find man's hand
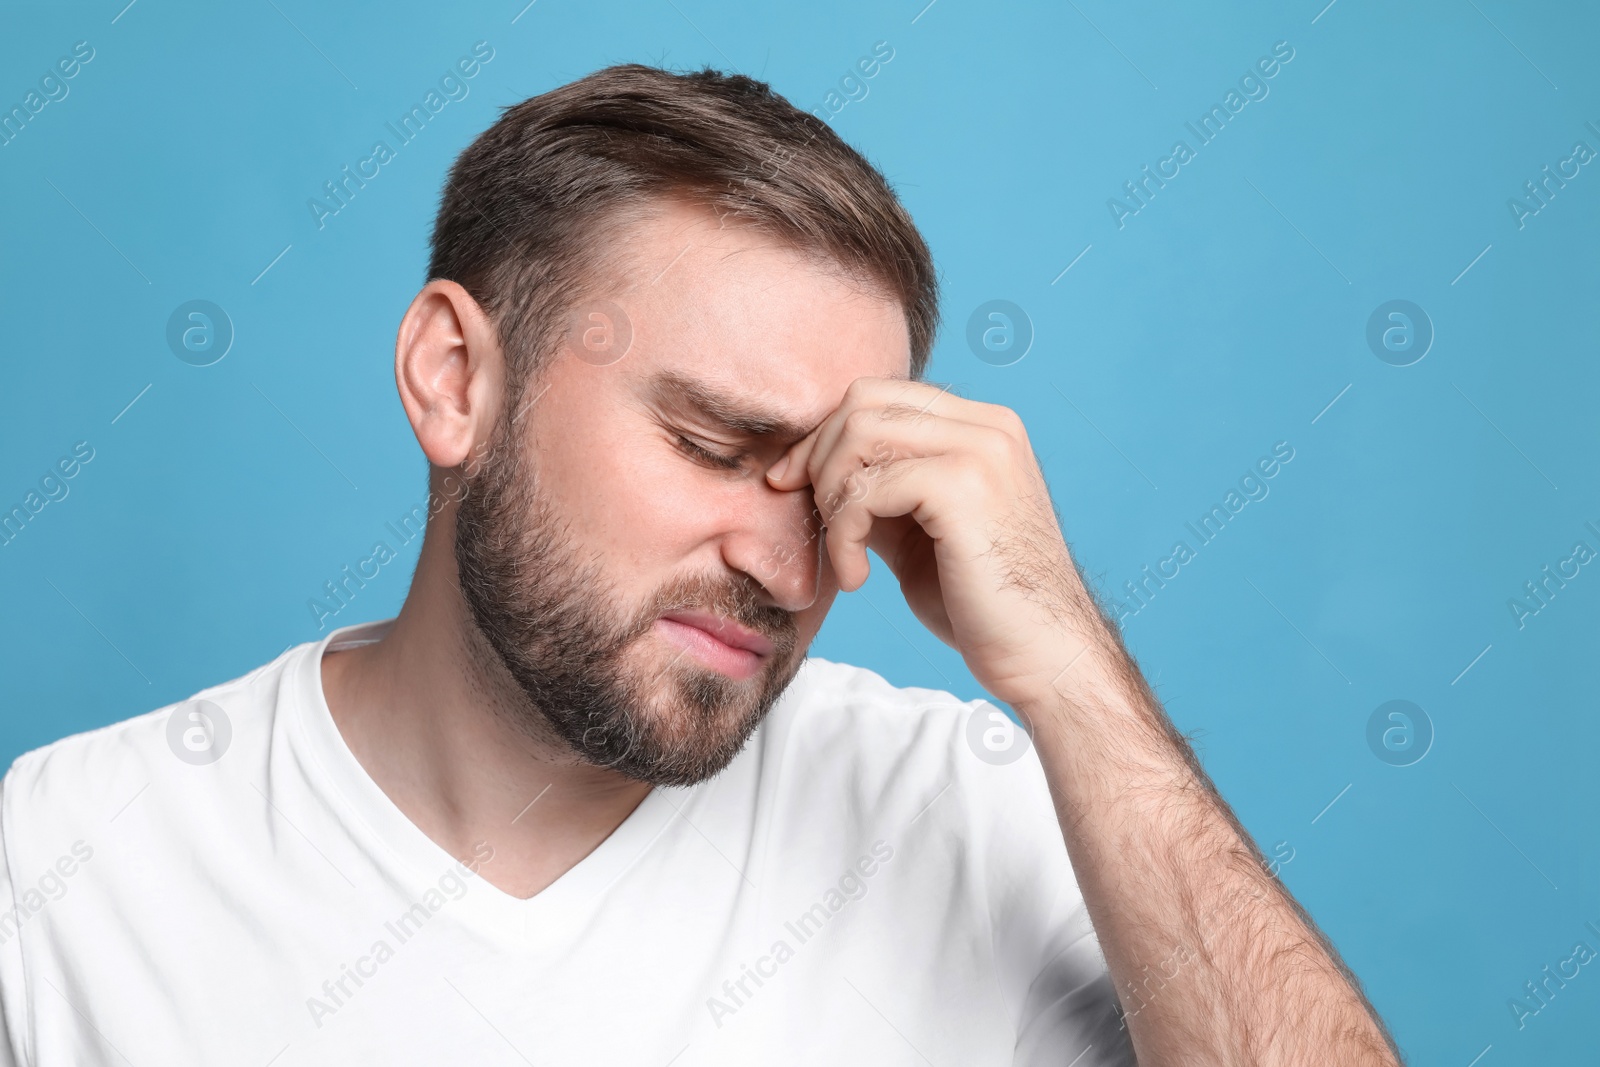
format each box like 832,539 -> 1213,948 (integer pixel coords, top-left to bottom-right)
764,376 -> 1098,711
766,376 -> 1402,1067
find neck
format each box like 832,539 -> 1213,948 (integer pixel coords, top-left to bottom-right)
320,517 -> 653,899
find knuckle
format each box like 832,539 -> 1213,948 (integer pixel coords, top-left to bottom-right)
843,407 -> 876,437
978,426 -> 1014,464
989,403 -> 1026,436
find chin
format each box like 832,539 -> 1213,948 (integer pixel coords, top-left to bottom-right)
582,647 -> 795,786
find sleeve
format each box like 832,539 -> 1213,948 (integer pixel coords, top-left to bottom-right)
958,699 -> 1136,1067
0,768 -> 29,1067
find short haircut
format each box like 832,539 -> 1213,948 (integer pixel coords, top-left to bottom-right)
425,63 -> 940,398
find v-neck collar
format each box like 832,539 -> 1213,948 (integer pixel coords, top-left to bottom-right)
285,617 -> 696,947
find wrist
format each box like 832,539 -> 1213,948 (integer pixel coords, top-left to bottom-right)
997,622 -> 1128,711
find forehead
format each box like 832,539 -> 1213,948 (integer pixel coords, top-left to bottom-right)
603,198 -> 912,425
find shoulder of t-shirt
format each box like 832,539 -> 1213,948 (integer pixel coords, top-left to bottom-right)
0,641 -> 300,823
765,655 -> 1069,843
765,656 -> 1080,906
776,655 -> 980,742
776,660 -> 1114,1052
763,655 -> 1021,799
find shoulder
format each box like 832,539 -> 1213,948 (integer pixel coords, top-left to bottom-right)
774,655 -> 979,740
768,660 -> 1119,1055
0,644 -> 298,844
758,655 -> 1052,827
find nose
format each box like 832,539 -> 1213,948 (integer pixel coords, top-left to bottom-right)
722,478 -> 827,613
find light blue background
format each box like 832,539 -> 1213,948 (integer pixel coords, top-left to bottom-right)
2,0 -> 1596,1061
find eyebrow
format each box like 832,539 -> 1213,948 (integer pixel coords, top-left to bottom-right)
643,370 -> 820,445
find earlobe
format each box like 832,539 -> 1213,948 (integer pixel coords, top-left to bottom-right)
394,280 -> 505,470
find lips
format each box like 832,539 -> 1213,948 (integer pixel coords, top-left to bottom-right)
657,611 -> 776,657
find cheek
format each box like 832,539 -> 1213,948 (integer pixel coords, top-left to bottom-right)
538,430 -> 713,569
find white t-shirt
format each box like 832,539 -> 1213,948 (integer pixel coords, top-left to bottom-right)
0,618 -> 1133,1066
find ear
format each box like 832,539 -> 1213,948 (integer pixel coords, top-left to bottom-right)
394,279 -> 506,470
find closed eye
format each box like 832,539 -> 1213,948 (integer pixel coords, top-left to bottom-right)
675,434 -> 746,471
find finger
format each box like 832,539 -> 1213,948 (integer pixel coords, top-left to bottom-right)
767,377 -> 1005,492
821,454 -> 979,591
810,407 -> 1019,592
803,380 -> 951,487
766,421 -> 824,491
808,408 -> 1011,525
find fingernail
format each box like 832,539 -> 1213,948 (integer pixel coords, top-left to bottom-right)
768,454 -> 790,481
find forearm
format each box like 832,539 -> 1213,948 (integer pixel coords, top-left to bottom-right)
1010,614 -> 1400,1066
764,379 -> 1399,1060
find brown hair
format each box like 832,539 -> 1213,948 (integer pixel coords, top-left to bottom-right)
425,63 -> 940,397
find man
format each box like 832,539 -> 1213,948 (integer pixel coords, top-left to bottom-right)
0,65 -> 1400,1065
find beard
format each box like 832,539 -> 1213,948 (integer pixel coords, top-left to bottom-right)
452,404 -> 806,787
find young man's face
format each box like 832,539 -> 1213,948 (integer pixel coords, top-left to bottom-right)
454,199 -> 912,786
